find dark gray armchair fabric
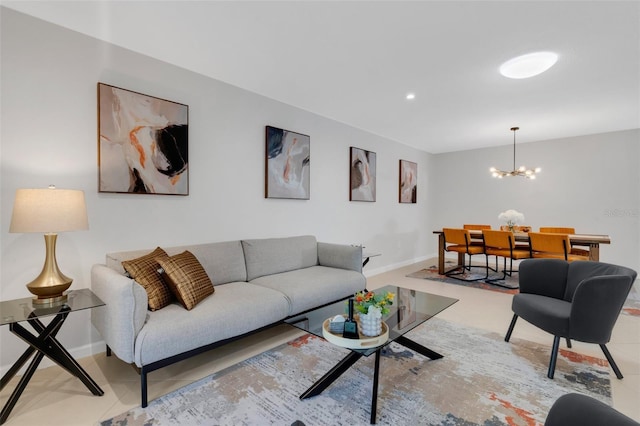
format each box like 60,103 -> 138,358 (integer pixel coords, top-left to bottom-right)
545,393 -> 639,426
505,259 -> 637,379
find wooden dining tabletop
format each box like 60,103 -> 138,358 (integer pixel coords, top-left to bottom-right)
433,230 -> 611,275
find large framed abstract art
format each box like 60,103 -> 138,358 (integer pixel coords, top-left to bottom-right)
265,126 -> 310,199
98,83 -> 189,195
399,159 -> 417,203
350,147 -> 376,202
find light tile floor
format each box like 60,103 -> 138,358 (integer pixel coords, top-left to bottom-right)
2,259 -> 638,425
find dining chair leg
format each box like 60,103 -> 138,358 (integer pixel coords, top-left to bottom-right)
485,256 -> 489,279
505,314 -> 518,342
548,336 -> 561,379
486,256 -> 513,286
505,257 -> 515,277
445,254 -> 485,282
600,344 -> 623,379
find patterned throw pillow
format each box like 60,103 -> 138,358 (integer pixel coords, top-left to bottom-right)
121,247 -> 174,311
156,251 -> 214,310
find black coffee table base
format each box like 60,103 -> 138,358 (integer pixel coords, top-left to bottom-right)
299,335 -> 443,424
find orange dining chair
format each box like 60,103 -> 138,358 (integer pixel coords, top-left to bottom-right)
463,224 -> 491,245
482,230 -> 531,285
443,228 -> 486,280
539,227 -> 590,257
463,224 -> 491,230
499,225 -> 531,249
528,232 -> 590,262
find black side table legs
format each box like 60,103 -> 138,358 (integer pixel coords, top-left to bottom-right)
0,308 -> 103,425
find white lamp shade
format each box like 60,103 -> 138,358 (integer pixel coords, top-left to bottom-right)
9,187 -> 89,233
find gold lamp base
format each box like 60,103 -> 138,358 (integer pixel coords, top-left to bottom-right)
26,233 -> 73,306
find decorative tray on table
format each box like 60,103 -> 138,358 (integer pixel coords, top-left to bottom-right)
322,317 -> 389,349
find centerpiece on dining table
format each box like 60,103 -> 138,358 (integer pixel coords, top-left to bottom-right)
349,290 -> 395,337
498,209 -> 525,232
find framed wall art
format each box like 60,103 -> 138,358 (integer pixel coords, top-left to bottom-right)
399,159 -> 417,203
98,83 -> 189,195
265,125 -> 310,199
350,147 -> 376,202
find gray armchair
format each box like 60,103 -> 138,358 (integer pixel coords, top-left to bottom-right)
545,393 -> 639,426
505,259 -> 637,379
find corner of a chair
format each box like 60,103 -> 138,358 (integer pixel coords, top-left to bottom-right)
545,393 -> 640,426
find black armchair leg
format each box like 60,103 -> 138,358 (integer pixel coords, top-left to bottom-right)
548,336 -> 561,379
505,314 -> 518,342
566,338 -> 572,348
600,344 -> 623,379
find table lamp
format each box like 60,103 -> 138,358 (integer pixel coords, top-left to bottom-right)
9,185 -> 89,305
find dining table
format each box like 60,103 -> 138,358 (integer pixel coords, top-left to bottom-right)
433,230 -> 611,275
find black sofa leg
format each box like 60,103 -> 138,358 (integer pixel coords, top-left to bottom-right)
106,345 -> 111,357
600,344 -> 623,379
548,336 -> 561,379
141,368 -> 148,408
505,314 -> 518,342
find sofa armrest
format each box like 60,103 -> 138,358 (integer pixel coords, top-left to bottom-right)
90,264 -> 148,364
318,243 -> 362,273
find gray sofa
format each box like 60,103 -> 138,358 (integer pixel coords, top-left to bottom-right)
90,235 -> 366,407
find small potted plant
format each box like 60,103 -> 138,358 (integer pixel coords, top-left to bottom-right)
350,290 -> 395,336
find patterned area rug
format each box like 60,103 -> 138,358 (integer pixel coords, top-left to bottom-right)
406,260 -> 520,294
100,318 -> 612,426
407,261 -> 640,316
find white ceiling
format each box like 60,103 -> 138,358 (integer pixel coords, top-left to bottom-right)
3,1 -> 639,153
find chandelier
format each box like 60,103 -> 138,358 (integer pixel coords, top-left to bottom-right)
490,127 -> 541,179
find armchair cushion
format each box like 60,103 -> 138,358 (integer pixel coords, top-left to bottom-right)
512,294 -> 571,336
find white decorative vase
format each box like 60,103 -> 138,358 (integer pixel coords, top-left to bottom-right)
359,306 -> 382,337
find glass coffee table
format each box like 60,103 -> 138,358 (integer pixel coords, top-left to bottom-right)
285,284 -> 458,424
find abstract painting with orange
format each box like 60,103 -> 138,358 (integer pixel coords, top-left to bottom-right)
98,83 -> 188,195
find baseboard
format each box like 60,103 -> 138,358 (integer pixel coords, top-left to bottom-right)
364,253 -> 436,277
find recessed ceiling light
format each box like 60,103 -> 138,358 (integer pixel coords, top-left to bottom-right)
499,51 -> 558,79
406,93 -> 416,100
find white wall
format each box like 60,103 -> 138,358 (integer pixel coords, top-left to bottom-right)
433,129 -> 640,271
0,9 -> 433,371
2,8 -> 639,374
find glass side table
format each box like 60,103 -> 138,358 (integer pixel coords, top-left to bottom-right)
0,288 -> 105,424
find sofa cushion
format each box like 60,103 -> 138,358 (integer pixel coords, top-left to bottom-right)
133,282 -> 290,366
107,241 -> 247,284
179,241 -> 248,285
121,247 -> 173,311
242,235 -> 318,281
157,251 -> 214,310
249,265 -> 366,315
